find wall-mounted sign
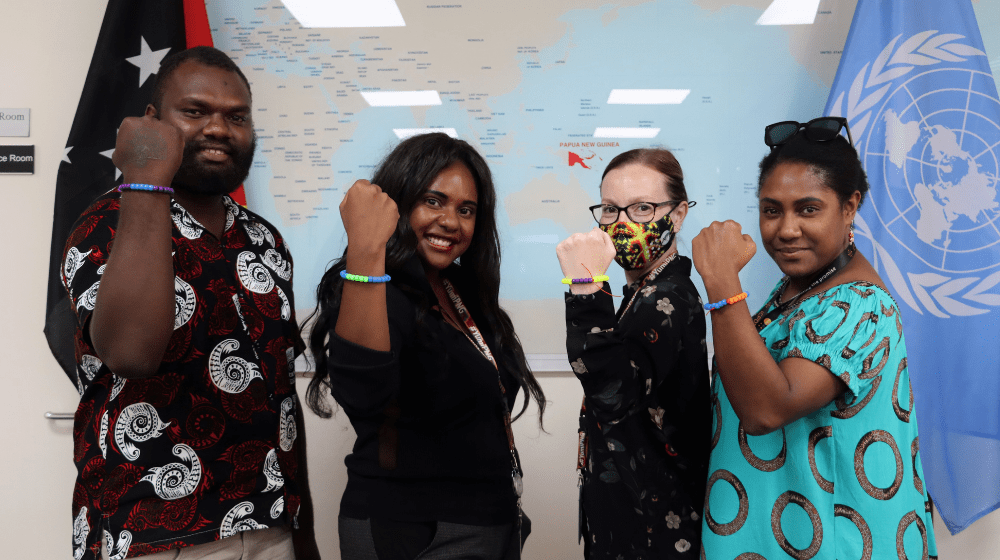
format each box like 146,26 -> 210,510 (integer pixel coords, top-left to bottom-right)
0,145 -> 34,174
0,109 -> 29,137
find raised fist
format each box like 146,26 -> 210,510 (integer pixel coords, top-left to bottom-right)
556,227 -> 617,293
692,220 -> 757,281
340,180 -> 399,252
113,115 -> 184,187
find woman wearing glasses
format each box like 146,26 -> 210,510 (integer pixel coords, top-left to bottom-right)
693,118 -> 936,559
556,148 -> 711,559
306,133 -> 545,559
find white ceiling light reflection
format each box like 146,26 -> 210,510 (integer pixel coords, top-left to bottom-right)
756,0 -> 821,25
593,127 -> 660,139
607,89 -> 690,105
281,0 -> 405,28
361,91 -> 442,107
393,128 -> 458,140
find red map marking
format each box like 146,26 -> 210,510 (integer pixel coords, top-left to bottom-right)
568,151 -> 592,169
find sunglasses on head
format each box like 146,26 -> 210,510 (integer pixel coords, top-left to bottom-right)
764,116 -> 853,148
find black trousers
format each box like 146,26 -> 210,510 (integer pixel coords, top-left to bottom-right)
339,516 -> 526,560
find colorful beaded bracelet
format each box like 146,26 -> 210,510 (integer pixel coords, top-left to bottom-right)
704,291 -> 748,311
118,183 -> 174,195
340,270 -> 391,283
562,274 -> 610,285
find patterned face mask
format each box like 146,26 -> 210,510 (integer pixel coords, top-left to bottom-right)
599,212 -> 676,271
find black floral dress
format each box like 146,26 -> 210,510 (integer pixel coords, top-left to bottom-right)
566,256 -> 710,560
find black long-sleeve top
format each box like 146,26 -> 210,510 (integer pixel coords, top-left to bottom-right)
328,258 -> 520,525
566,256 -> 710,559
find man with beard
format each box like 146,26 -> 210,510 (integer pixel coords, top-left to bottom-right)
60,47 -> 319,560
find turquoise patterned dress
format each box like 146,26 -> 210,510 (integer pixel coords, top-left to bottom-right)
702,281 -> 937,560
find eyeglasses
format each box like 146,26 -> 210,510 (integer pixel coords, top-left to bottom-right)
764,116 -> 853,149
589,200 -> 690,225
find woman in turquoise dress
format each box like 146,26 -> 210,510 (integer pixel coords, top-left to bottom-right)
691,118 -> 936,559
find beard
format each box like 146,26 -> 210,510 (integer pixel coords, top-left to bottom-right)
172,132 -> 257,196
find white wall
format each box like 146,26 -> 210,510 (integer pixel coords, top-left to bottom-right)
0,2 -> 111,559
2,1 -> 999,558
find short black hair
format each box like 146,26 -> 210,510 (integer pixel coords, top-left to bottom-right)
758,132 -> 869,208
150,46 -> 251,112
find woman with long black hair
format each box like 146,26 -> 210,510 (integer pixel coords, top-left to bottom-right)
306,133 -> 544,560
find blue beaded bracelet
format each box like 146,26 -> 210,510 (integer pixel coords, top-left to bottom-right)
704,292 -> 748,311
118,183 -> 174,195
340,270 -> 391,283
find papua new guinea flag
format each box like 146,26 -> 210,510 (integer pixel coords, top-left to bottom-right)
43,0 -> 226,387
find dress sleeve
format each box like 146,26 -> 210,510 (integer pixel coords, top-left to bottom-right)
781,284 -> 899,398
566,279 -> 701,426
326,283 -> 417,417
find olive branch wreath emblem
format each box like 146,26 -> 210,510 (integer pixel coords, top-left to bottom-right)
827,30 -> 1000,318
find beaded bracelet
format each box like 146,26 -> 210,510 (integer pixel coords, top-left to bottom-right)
562,274 -> 610,285
340,270 -> 391,283
118,183 -> 174,195
704,291 -> 748,311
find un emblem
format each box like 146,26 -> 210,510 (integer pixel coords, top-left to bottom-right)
830,31 -> 1000,318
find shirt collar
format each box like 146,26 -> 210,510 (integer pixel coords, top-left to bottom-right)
170,194 -> 248,238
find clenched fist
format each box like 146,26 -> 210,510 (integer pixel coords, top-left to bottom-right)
692,220 -> 756,284
340,180 -> 399,253
113,115 -> 184,187
556,227 -> 617,294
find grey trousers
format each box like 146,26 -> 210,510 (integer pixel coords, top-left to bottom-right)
108,526 -> 294,560
339,517 -> 522,560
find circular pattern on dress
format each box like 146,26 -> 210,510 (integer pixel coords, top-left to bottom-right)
735,554 -> 768,560
834,504 -> 873,560
705,469 -> 749,536
893,357 -> 912,423
910,437 -> 923,494
854,429 -> 904,500
839,309 -> 878,360
859,337 -> 890,379
808,426 -> 835,494
805,301 -> 851,343
832,376 -> 882,420
770,491 -> 823,560
895,511 -> 929,560
738,423 -> 786,472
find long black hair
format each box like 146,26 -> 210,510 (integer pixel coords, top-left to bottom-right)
305,133 -> 546,424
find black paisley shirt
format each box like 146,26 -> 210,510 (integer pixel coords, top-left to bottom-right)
62,192 -> 304,560
566,256 -> 711,560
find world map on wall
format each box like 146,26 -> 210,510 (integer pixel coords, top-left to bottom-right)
206,0 -> 853,355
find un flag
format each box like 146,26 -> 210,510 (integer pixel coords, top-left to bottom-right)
826,0 -> 1000,535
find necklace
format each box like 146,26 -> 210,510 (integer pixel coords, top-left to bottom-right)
618,251 -> 678,320
752,243 -> 856,331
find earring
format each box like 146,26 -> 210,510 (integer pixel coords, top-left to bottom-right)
849,223 -> 855,246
